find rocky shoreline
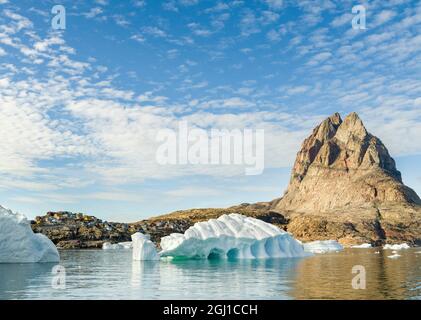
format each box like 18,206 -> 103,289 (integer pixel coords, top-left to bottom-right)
31,211 -> 193,249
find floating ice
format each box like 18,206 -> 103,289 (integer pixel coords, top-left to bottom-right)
387,253 -> 401,259
383,243 -> 410,250
158,214 -> 307,259
303,240 -> 344,254
351,243 -> 372,248
102,241 -> 132,250
0,206 -> 60,263
132,233 -> 160,261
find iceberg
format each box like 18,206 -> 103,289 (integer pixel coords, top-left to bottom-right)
383,243 -> 410,250
351,243 -> 372,248
303,240 -> 344,254
102,241 -> 132,250
158,214 -> 307,259
0,205 -> 60,263
132,233 -> 160,261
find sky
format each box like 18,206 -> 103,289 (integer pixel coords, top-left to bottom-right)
0,0 -> 420,222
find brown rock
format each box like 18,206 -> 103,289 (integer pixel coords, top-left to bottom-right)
274,112 -> 421,245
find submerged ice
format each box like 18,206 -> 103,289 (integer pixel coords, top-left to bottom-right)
132,213 -> 308,260
0,206 -> 60,263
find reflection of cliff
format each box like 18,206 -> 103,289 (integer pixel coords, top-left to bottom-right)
290,249 -> 420,299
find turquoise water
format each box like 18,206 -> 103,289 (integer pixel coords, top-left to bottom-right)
0,249 -> 420,300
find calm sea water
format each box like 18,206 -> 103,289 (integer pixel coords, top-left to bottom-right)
0,248 -> 420,300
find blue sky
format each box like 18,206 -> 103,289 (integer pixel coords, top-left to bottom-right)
0,0 -> 420,222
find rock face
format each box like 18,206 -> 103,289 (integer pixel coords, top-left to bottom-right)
273,112 -> 421,245
275,112 -> 420,212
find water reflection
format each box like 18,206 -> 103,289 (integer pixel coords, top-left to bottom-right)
0,249 -> 419,299
0,263 -> 56,299
155,258 -> 302,299
291,249 -> 420,299
131,260 -> 161,299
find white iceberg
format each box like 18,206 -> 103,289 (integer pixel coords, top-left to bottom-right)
158,214 -> 307,259
0,205 -> 60,263
132,233 -> 160,261
383,243 -> 410,250
303,240 -> 344,254
102,241 -> 133,250
351,243 -> 372,248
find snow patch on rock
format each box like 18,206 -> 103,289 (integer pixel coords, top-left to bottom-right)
0,206 -> 60,263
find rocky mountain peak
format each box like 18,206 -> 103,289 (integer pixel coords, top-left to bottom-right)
276,112 -> 421,213
335,112 -> 368,143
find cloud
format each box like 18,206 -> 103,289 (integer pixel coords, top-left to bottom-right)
112,15 -> 130,27
131,34 -> 146,42
239,10 -> 261,36
283,86 -> 311,95
179,0 -> 198,6
264,0 -> 283,10
187,23 -> 213,37
3,9 -> 33,31
162,1 -> 179,12
164,187 -> 222,197
331,13 -> 353,27
133,1 -> 146,7
266,28 -> 284,42
306,51 -> 332,66
142,26 -> 167,38
1,3 -> 421,204
373,10 -> 397,27
83,7 -> 103,19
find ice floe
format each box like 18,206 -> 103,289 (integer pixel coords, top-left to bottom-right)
387,253 -> 401,259
0,205 -> 60,263
351,243 -> 372,248
302,240 -> 344,254
102,241 -> 133,250
383,243 -> 410,250
132,233 -> 160,261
